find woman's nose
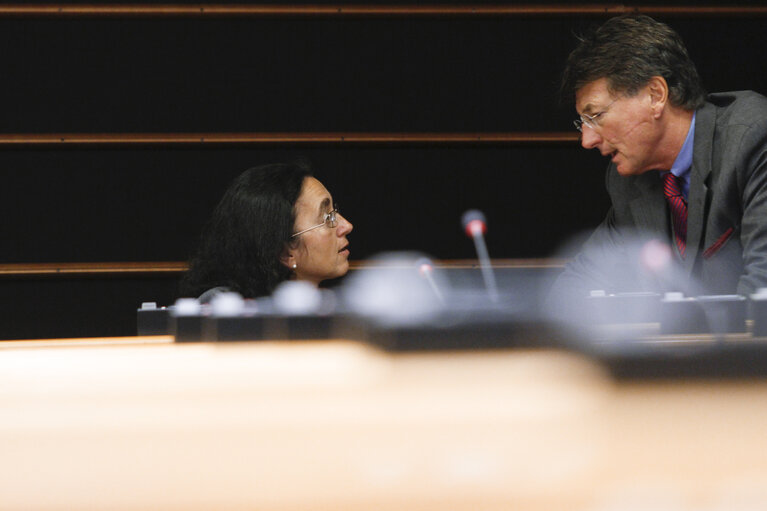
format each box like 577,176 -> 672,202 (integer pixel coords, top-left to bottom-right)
336,213 -> 353,235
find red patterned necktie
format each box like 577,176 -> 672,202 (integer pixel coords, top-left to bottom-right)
662,173 -> 688,257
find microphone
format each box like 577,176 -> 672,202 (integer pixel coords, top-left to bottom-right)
415,257 -> 446,305
461,209 -> 499,303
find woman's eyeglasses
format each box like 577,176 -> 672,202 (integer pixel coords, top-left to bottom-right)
291,207 -> 339,238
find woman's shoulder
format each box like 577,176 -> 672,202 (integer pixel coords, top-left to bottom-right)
197,286 -> 233,304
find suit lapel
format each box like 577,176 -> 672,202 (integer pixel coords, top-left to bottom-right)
684,103 -> 716,275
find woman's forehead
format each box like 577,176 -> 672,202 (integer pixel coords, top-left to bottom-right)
296,177 -> 332,212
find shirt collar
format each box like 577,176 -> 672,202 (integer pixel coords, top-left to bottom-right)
670,111 -> 696,180
663,111 -> 695,200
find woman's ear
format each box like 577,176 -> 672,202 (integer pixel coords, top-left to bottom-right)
279,249 -> 295,269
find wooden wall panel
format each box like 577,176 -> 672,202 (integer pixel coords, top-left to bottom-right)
0,145 -> 608,263
1,4 -> 764,338
1,15 -> 763,135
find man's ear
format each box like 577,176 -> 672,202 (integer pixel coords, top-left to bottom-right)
647,76 -> 669,118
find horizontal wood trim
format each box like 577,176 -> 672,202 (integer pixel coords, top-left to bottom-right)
0,132 -> 579,146
0,259 -> 567,277
0,261 -> 189,277
354,258 -> 569,270
0,336 -> 173,348
0,4 -> 764,17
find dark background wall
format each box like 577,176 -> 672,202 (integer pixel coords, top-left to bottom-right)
1,2 -> 766,339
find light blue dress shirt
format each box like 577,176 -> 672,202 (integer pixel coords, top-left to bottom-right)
665,111 -> 696,200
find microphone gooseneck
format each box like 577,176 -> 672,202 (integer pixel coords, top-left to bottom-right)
461,209 -> 498,303
415,257 -> 446,305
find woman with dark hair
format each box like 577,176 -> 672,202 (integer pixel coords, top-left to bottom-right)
181,162 -> 353,300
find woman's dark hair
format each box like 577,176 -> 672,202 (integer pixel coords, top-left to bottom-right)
181,161 -> 312,298
560,14 -> 706,110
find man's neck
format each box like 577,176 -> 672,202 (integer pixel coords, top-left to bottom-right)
657,106 -> 695,170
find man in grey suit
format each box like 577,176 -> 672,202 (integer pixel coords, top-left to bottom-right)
551,14 -> 767,301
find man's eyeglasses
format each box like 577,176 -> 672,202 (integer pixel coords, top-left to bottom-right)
291,207 -> 339,237
573,99 -> 617,132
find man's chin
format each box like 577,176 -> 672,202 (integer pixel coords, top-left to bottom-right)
614,163 -> 643,176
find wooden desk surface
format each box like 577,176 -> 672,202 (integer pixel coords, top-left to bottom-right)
2,337 -> 767,510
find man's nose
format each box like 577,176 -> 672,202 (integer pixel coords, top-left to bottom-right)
580,125 -> 602,150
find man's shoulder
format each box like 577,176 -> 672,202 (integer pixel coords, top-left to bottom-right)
707,90 -> 767,106
705,90 -> 767,126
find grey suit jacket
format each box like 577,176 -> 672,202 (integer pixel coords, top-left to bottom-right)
551,91 -> 767,298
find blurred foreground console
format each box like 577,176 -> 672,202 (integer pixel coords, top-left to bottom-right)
139,278 -> 767,380
137,249 -> 767,381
